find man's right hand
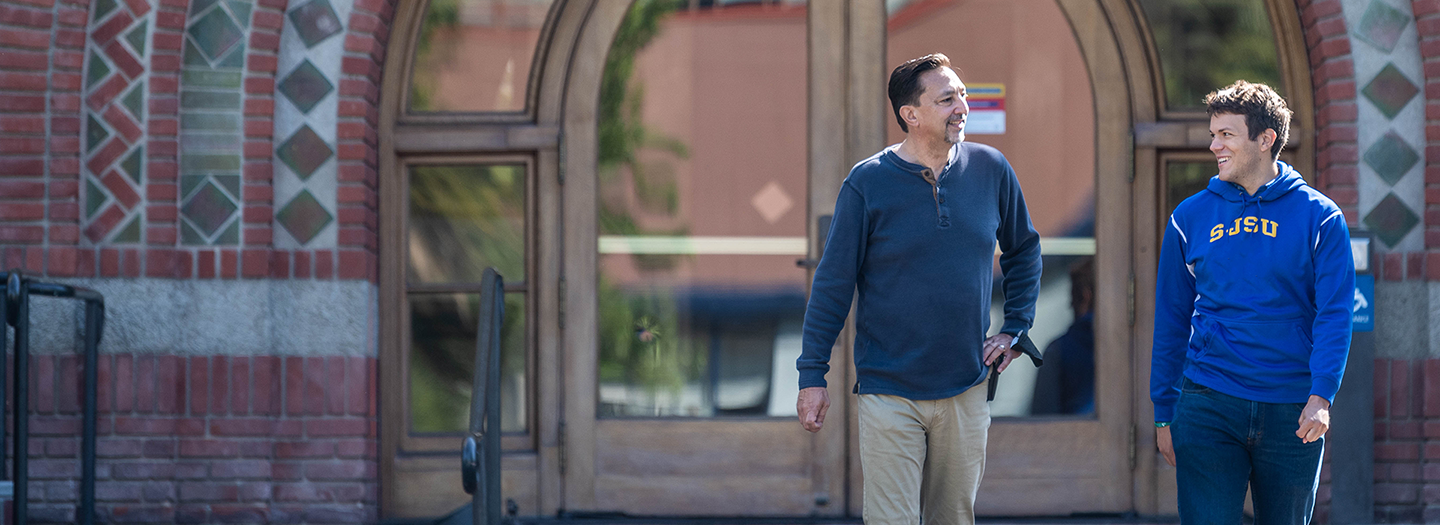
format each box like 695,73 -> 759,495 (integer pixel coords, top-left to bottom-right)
1156,425 -> 1175,467
797,387 -> 830,433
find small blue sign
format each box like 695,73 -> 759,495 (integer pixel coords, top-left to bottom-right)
1352,274 -> 1373,332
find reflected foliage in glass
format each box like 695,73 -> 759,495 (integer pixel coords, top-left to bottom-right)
597,257 -> 806,418
598,0 -> 689,239
408,164 -> 525,283
409,293 -> 527,433
408,0 -> 554,112
1167,161 -> 1216,217
1138,0 -> 1283,110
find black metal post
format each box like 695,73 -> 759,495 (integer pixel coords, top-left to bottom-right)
12,276 -> 28,525
80,300 -> 99,525
464,269 -> 504,525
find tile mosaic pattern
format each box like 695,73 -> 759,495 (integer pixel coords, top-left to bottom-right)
1355,1 -> 1411,53
1361,63 -> 1419,119
1362,131 -> 1419,186
1363,193 -> 1420,247
81,0 -> 156,244
179,0 -> 254,245
272,0 -> 348,248
1348,0 -> 1426,249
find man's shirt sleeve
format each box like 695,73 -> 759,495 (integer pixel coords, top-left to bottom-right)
797,183 -> 868,390
1309,210 -> 1354,403
1151,214 -> 1195,422
996,163 -> 1042,336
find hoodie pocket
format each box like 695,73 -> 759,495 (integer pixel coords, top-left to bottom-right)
1213,319 -> 1310,371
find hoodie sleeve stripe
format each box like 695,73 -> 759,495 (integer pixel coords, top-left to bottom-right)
1170,215 -> 1188,245
1315,210 -> 1343,251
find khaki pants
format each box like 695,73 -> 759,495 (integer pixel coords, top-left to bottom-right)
857,382 -> 990,525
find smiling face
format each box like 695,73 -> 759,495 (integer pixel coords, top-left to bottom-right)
1209,112 -> 1275,187
905,68 -> 969,144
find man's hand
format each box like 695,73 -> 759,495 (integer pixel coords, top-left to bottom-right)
982,334 -> 1023,373
1297,395 -> 1331,443
797,387 -> 830,433
1156,425 -> 1175,467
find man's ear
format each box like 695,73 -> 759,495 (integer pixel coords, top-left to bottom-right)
1260,128 -> 1278,150
900,105 -> 918,128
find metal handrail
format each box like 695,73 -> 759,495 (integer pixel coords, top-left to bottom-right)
460,268 -> 503,525
1,271 -> 105,525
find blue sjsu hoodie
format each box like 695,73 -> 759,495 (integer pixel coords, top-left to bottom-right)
1151,161 -> 1354,422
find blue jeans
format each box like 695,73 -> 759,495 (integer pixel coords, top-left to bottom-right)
1172,377 -> 1324,525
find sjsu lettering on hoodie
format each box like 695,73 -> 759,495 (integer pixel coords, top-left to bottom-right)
1209,217 -> 1278,242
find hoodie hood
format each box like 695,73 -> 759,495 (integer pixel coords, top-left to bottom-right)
1205,160 -> 1307,203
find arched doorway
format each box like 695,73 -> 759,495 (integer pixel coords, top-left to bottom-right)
375,0 -> 1315,518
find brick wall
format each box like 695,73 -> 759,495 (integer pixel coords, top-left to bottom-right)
17,354 -> 379,523
0,0 -> 395,517
1372,358 -> 1440,522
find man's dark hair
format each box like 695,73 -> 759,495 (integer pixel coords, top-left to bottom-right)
1203,80 -> 1292,160
888,53 -> 952,133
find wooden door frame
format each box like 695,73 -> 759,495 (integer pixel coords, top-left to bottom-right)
377,0 -> 590,517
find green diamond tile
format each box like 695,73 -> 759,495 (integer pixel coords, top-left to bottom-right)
217,43 -> 246,68
86,51 -> 111,87
183,40 -> 210,66
227,0 -> 253,27
1363,193 -> 1420,248
278,60 -> 334,114
216,220 -> 239,245
276,125 -> 333,179
120,146 -> 143,183
1363,63 -> 1419,119
113,214 -> 142,243
187,8 -> 243,61
1355,1 -> 1411,53
125,22 -> 149,55
93,0 -> 117,22
182,180 -> 238,235
121,82 -> 144,121
276,189 -> 333,245
188,0 -> 219,17
1363,131 -> 1419,186
181,175 -> 205,199
216,174 -> 240,197
288,0 -> 343,48
85,179 -> 108,219
86,114 -> 110,154
181,220 -> 207,245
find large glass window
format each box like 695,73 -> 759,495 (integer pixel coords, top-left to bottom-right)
596,0 -> 809,418
408,0 -> 555,113
1137,0 -> 1283,111
888,0 -> 1097,417
407,164 -> 529,436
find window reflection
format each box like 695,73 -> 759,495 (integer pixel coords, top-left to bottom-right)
596,0 -> 808,418
409,293 -> 527,433
408,0 -> 554,112
1137,0 -> 1283,110
1166,160 -> 1216,216
408,165 -> 525,283
890,0 -> 1096,417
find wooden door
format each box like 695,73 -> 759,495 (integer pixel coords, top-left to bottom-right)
558,0 -> 849,516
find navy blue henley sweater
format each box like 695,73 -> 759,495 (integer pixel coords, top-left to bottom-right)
797,142 -> 1043,400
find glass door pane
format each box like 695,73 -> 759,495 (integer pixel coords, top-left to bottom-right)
596,0 -> 808,419
408,0 -> 556,112
888,0 -> 1096,417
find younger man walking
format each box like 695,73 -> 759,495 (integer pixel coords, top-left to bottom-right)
1151,80 -> 1354,523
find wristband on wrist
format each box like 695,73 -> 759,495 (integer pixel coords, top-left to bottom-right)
1155,421 -> 1172,428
